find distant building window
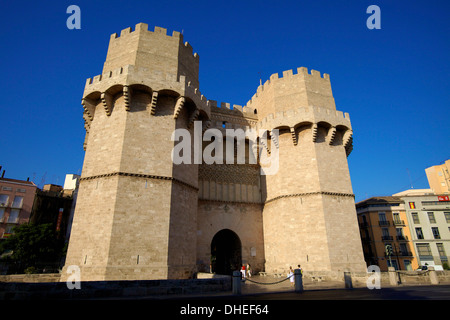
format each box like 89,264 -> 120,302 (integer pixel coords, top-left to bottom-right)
428,212 -> 436,223
11,196 -> 23,209
0,194 -> 8,206
422,201 -> 450,205
7,209 -> 19,223
393,212 -> 401,224
415,227 -> 424,239
411,213 -> 420,224
16,188 -> 26,193
416,243 -> 432,259
0,207 -> 5,222
432,227 -> 440,239
2,187 -> 12,191
436,243 -> 447,262
445,212 -> 450,223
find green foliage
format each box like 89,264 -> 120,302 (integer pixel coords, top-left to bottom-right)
0,223 -> 64,272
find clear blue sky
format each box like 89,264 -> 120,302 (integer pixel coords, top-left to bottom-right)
0,0 -> 448,202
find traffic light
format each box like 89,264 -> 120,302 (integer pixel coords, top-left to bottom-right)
385,244 -> 393,256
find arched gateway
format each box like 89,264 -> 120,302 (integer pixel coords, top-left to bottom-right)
210,229 -> 242,275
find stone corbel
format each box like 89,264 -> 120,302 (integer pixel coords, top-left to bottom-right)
123,85 -> 131,111
290,127 -> 298,146
202,120 -> 211,132
150,91 -> 159,115
188,109 -> 199,128
81,97 -> 96,120
101,92 -> 113,116
270,130 -> 279,149
173,96 -> 185,119
343,129 -> 353,148
327,126 -> 336,145
311,123 -> 318,142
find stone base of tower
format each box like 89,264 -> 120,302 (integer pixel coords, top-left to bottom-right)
262,193 -> 367,275
60,264 -> 197,282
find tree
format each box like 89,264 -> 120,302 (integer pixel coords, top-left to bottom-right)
0,223 -> 64,273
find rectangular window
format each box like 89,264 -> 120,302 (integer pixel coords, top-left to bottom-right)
432,227 -> 441,239
0,194 -> 8,206
416,243 -> 432,259
411,212 -> 420,224
399,243 -> 410,256
7,209 -> 19,223
445,212 -> 450,223
396,228 -> 407,240
428,212 -> 436,223
416,227 -> 424,239
378,212 -> 389,226
393,212 -> 403,224
11,196 -> 23,209
436,243 -> 447,262
404,260 -> 412,271
0,207 -> 5,222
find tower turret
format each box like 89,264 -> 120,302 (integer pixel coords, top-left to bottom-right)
249,67 -> 366,273
62,23 -> 208,280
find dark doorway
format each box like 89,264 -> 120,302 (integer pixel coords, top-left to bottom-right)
211,229 -> 242,275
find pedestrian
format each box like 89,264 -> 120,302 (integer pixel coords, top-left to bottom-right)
241,265 -> 246,279
297,264 -> 303,275
288,266 -> 294,286
246,264 -> 252,278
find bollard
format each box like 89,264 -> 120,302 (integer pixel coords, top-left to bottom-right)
388,267 -> 398,286
428,266 -> 439,285
232,270 -> 241,295
294,269 -> 303,293
344,271 -> 353,289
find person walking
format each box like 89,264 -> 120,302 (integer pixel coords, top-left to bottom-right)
240,265 -> 246,279
246,264 -> 252,278
288,266 -> 295,286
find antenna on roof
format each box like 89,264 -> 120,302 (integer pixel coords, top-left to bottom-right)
406,168 -> 413,189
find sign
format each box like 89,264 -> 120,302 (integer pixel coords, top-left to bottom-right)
438,195 -> 449,202
56,208 -> 63,231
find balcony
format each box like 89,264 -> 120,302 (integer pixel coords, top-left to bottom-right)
386,251 -> 413,257
393,219 -> 405,226
379,220 -> 390,226
381,235 -> 393,241
396,235 -> 409,241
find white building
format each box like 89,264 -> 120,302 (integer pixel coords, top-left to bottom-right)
393,189 -> 450,269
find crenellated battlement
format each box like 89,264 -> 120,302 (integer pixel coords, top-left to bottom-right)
209,101 -> 257,118
244,67 -> 334,113
83,65 -> 206,103
256,105 -> 351,131
103,23 -> 200,88
108,23 -> 199,63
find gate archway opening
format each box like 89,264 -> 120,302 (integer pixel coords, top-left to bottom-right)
210,229 -> 242,275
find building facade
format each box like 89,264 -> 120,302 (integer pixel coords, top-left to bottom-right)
356,197 -> 418,271
0,177 -> 38,240
425,160 -> 450,195
394,189 -> 450,269
61,23 -> 366,281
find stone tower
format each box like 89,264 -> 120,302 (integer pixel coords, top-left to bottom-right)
249,69 -> 366,273
62,23 -> 210,281
62,23 -> 366,282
